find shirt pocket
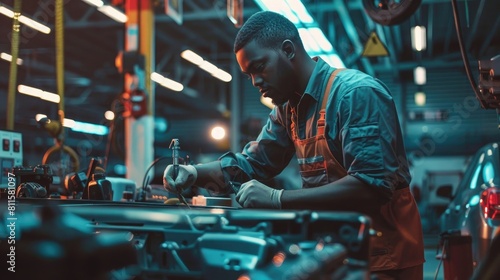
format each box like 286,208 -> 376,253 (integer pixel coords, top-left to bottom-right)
298,156 -> 329,188
299,168 -> 329,188
347,124 -> 383,172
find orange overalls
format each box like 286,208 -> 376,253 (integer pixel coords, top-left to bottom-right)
290,69 -> 425,273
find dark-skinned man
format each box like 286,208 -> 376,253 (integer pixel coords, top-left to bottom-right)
163,11 -> 424,279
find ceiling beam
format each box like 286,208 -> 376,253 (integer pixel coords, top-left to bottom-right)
478,16 -> 500,58
334,0 -> 374,76
465,0 -> 486,51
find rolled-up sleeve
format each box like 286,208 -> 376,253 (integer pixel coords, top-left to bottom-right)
219,108 -> 296,184
336,85 -> 410,202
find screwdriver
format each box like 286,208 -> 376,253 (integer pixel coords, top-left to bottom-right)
169,138 -> 190,208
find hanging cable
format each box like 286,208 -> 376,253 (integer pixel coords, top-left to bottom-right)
42,0 -> 80,176
55,0 -> 65,129
6,0 -> 21,130
451,0 -> 485,108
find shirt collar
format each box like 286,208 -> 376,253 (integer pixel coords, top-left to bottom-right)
303,57 -> 335,103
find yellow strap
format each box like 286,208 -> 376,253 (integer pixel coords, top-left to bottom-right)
56,0 -> 65,136
321,68 -> 345,111
317,68 -> 345,135
6,0 -> 22,130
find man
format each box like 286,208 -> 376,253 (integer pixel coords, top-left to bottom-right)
164,11 -> 424,279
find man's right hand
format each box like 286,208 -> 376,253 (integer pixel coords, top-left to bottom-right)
163,165 -> 198,193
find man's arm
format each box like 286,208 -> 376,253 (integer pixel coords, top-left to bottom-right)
193,161 -> 227,193
280,175 -> 382,214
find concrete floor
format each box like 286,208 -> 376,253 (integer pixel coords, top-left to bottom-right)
424,245 -> 444,280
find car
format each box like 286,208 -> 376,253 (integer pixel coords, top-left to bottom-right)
437,142 -> 500,270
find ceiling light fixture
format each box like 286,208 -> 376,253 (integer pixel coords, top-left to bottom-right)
18,85 -> 60,103
151,72 -> 184,92
181,49 -> 232,82
213,68 -> 232,83
411,26 -> 426,51
253,0 -> 344,68
1,52 -> 23,65
210,126 -> 226,140
199,61 -> 218,74
81,0 -> 104,7
254,0 -> 313,24
82,0 -> 127,23
414,91 -> 426,106
180,49 -> 203,65
320,54 -> 345,68
71,120 -> 108,135
253,0 -> 344,108
104,110 -> 115,120
0,5 -> 51,34
35,114 -> 108,135
414,66 -> 426,85
97,5 -> 128,23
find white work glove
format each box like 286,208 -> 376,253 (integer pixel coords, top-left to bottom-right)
235,179 -> 284,209
163,165 -> 197,193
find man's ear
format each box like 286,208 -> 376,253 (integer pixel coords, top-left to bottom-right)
281,40 -> 295,60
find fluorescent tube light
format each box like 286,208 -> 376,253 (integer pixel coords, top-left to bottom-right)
199,61 -> 218,75
254,0 -> 299,24
299,27 -> 335,54
83,1 -> 127,23
0,5 -> 51,34
71,120 -> 108,135
181,50 -> 203,65
415,92 -> 426,106
254,0 -> 344,69
1,52 -> 23,65
181,50 -> 232,82
82,0 -> 104,7
151,72 -> 184,92
307,27 -> 333,52
19,15 -> 51,34
62,118 -> 76,128
150,72 -> 164,83
284,0 -> 313,24
98,5 -> 128,23
160,77 -> 184,92
18,85 -> 60,103
414,66 -> 426,85
411,26 -> 426,51
0,6 -> 14,17
212,68 -> 232,82
319,54 -> 345,68
35,114 -> 108,135
298,28 -> 320,53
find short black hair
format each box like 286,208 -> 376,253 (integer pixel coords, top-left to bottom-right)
233,11 -> 302,53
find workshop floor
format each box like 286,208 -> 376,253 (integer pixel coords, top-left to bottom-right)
424,235 -> 444,280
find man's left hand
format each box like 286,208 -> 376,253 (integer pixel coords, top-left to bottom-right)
236,179 -> 284,209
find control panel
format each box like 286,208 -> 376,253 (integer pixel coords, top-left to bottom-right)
0,130 -> 23,189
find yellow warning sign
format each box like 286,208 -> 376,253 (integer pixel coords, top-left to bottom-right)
362,31 -> 389,57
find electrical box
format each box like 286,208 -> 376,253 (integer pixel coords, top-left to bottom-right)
0,130 -> 23,190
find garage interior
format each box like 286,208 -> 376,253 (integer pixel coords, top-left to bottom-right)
1,0 -> 500,279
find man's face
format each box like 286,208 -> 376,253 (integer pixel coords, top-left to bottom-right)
236,39 -> 296,106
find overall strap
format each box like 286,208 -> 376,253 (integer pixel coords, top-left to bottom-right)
317,68 -> 345,135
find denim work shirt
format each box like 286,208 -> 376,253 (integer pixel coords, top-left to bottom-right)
219,57 -> 411,202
